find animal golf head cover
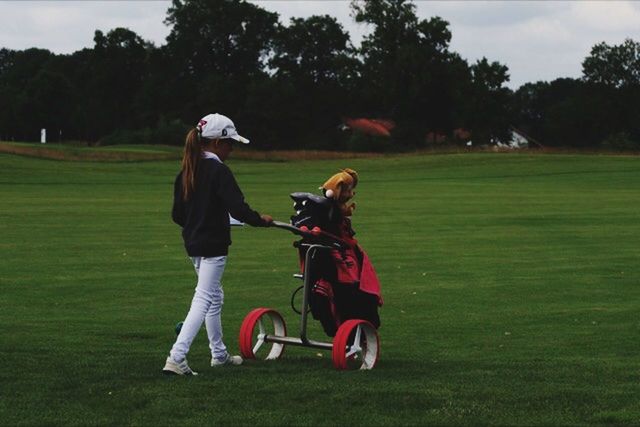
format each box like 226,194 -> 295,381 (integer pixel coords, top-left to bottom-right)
320,168 -> 359,217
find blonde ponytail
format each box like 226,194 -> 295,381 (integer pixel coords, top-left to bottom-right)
181,128 -> 201,201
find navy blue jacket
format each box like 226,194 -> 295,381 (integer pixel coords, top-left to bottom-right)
172,158 -> 265,257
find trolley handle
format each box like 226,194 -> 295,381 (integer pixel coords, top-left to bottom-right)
270,220 -> 345,250
271,220 -> 307,235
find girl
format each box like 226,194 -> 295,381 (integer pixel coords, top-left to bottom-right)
163,113 -> 272,376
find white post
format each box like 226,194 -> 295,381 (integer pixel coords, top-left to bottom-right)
40,128 -> 46,144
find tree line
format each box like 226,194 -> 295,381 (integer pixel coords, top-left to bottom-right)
1,0 -> 639,151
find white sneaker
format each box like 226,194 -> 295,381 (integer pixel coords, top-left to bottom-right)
162,356 -> 198,376
211,353 -> 243,367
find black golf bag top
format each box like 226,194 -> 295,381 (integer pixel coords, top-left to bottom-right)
290,192 -> 381,337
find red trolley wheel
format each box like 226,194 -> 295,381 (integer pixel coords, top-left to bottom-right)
332,319 -> 379,370
239,308 -> 287,360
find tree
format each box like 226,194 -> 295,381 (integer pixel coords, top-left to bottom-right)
0,48 -> 55,141
78,28 -> 154,141
350,0 -> 467,147
512,78 -> 621,148
0,48 -> 15,76
0,49 -> 16,140
165,0 -> 278,78
271,15 -> 357,86
464,58 -> 512,145
581,39 -> 640,147
164,0 -> 279,122
264,15 -> 359,149
351,0 -> 452,110
582,39 -> 640,88
23,69 -> 76,142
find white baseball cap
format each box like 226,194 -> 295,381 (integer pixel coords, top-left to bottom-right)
196,113 -> 250,144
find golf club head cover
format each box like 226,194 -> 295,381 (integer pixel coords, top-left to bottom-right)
320,168 -> 358,217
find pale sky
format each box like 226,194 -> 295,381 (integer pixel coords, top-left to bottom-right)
1,1 -> 639,89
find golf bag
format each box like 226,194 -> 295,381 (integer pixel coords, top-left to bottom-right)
290,192 -> 381,337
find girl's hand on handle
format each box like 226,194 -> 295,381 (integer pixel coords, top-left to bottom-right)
261,214 -> 274,226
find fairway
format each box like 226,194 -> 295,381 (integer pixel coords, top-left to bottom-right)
1,151 -> 639,425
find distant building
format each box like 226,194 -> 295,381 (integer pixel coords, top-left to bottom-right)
453,128 -> 472,142
508,128 -> 529,148
341,118 -> 395,137
426,131 -> 447,144
496,127 -> 542,149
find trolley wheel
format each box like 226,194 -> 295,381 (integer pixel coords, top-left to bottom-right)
332,319 -> 379,370
239,308 -> 287,360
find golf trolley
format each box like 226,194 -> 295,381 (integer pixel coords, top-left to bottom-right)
238,219 -> 380,370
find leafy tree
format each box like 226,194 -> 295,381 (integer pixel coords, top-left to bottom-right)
582,39 -> 640,88
265,15 -> 359,149
165,0 -> 277,78
164,0 -> 278,122
581,39 -> 640,147
0,48 -> 54,141
0,48 -> 15,76
464,58 -> 512,145
271,15 -> 357,85
512,78 -> 624,148
582,39 -> 640,146
351,0 -> 451,109
543,82 -> 607,148
350,0 -> 467,147
23,69 -> 76,142
0,49 -> 16,140
87,28 -> 153,139
8,0 -> 638,152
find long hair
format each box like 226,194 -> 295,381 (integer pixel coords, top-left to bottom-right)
181,128 -> 201,201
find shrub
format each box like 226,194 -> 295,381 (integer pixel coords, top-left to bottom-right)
346,131 -> 394,152
98,129 -> 142,146
98,119 -> 189,146
153,119 -> 190,146
601,132 -> 639,151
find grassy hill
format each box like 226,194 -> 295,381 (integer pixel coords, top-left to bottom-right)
1,151 -> 639,425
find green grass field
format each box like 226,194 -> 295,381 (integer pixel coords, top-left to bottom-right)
1,150 -> 639,426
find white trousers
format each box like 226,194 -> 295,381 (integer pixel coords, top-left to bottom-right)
170,256 -> 228,362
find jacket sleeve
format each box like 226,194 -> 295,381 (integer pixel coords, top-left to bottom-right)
172,173 -> 186,227
216,165 -> 266,227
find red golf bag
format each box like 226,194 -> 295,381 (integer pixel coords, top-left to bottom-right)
290,192 -> 382,337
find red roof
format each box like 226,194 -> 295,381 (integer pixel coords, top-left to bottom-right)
343,118 -> 396,137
